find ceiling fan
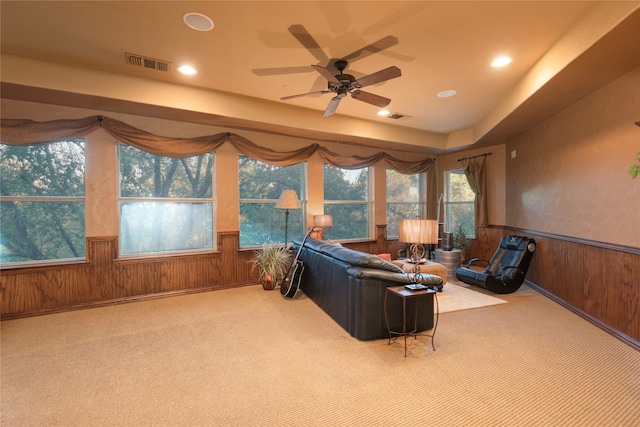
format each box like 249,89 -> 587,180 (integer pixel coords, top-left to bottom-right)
281,60 -> 401,117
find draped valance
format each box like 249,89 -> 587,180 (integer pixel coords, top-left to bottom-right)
0,115 -> 435,174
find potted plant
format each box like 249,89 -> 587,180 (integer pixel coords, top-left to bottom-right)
629,151 -> 640,179
251,243 -> 292,290
453,223 -> 470,264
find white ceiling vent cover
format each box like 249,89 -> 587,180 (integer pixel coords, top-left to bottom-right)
125,52 -> 172,72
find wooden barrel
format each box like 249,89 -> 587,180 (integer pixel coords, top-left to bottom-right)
435,249 -> 462,281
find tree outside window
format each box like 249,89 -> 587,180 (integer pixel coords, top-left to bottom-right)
445,169 -> 475,237
239,156 -> 305,247
119,144 -> 214,255
323,165 -> 370,241
1,141 -> 86,264
386,169 -> 424,238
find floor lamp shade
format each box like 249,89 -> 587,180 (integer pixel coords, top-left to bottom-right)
275,190 -> 302,210
275,190 -> 301,244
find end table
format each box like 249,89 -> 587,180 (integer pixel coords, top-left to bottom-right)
384,285 -> 439,357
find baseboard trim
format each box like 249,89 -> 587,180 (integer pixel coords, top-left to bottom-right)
526,280 -> 640,352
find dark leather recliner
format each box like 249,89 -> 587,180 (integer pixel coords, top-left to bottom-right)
455,235 -> 536,294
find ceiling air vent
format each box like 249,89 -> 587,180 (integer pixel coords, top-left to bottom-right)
389,113 -> 411,120
125,52 -> 172,72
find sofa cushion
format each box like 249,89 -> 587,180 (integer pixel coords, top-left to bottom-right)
293,236 -> 403,273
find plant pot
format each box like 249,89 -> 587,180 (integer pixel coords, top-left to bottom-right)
261,274 -> 276,290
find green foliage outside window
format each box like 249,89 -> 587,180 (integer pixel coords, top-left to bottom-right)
386,169 -> 422,238
239,156 -> 304,247
324,165 -> 369,240
1,141 -> 86,264
445,169 -> 475,237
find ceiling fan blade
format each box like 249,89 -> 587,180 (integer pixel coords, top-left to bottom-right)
351,90 -> 391,108
281,90 -> 331,101
311,64 -> 340,84
355,66 -> 402,88
288,24 -> 329,63
342,36 -> 399,63
323,96 -> 342,117
252,66 -> 315,76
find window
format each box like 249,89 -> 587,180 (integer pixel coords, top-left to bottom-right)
1,140 -> 86,264
444,169 -> 475,237
118,145 -> 214,255
386,169 -> 425,239
323,165 -> 370,241
238,156 -> 305,247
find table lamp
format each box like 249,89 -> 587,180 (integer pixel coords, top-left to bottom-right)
313,214 -> 333,239
398,218 -> 438,281
275,190 -> 301,244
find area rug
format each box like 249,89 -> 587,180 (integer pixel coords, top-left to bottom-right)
437,282 -> 507,313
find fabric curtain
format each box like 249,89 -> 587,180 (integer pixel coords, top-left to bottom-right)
462,156 -> 488,227
0,115 -> 436,174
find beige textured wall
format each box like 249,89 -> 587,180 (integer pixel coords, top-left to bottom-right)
506,67 -> 640,247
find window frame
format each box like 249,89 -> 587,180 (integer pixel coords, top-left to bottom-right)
238,155 -> 307,248
117,143 -> 216,257
0,140 -> 86,266
323,165 -> 372,242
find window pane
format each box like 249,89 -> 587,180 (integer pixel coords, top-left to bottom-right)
238,156 -> 305,247
120,145 -> 213,198
239,156 -> 303,199
1,201 -> 85,263
447,170 -> 474,202
445,169 -> 475,237
323,204 -> 369,240
120,202 -> 213,254
1,141 -> 86,264
118,145 -> 214,255
324,165 -> 368,201
386,169 -> 419,202
240,203 -> 303,246
446,203 -> 475,236
386,169 -> 422,238
0,141 -> 85,197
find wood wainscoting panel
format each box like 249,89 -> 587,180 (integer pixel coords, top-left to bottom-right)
473,226 -> 640,346
1,233 -> 258,319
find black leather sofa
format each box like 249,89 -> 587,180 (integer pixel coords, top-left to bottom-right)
292,236 -> 443,341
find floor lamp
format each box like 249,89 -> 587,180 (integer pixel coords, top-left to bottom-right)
275,190 -> 301,245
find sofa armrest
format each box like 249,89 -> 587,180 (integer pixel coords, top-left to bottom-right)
347,267 -> 443,287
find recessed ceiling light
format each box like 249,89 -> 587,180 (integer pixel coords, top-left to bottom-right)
437,90 -> 457,98
377,109 -> 390,116
177,65 -> 198,76
183,12 -> 214,31
491,56 -> 512,67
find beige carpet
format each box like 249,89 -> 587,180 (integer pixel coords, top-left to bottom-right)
438,282 -> 507,313
2,284 -> 639,426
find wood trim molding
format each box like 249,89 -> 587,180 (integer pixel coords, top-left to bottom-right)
526,280 -> 640,351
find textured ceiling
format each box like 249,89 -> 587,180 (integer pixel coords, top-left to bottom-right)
1,1 -> 639,153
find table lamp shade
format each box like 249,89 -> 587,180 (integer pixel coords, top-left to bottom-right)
275,190 -> 301,210
398,219 -> 438,245
313,214 -> 333,228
